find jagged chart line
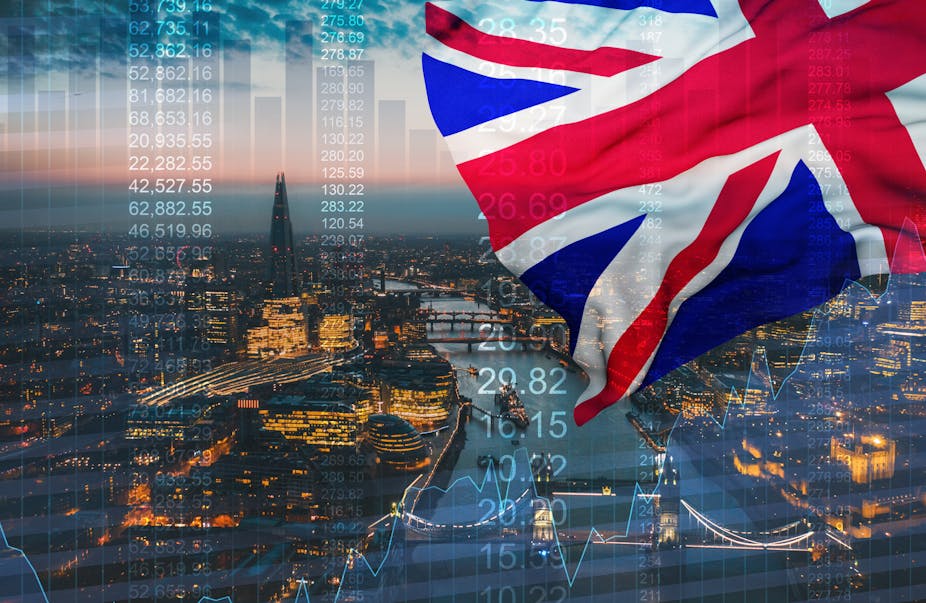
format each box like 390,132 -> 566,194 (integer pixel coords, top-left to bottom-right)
216,241 -> 925,598
0,439 -> 836,602
0,370 -> 837,603
0,520 -> 50,603
309,255 -> 910,597
391,447 -> 656,590
667,255 -> 916,449
4,265 -> 911,602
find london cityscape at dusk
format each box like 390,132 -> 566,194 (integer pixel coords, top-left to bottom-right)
2,0 -> 926,601
0,176 -> 923,600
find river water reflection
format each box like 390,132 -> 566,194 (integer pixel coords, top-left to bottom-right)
385,281 -> 647,487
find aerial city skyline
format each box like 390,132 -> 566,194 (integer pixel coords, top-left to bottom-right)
1,0 -> 925,601
0,171 -> 922,601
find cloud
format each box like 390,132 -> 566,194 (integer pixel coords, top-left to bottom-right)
1,0 -> 431,83
217,0 -> 427,59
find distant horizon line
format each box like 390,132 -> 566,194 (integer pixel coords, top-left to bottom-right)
0,227 -> 483,237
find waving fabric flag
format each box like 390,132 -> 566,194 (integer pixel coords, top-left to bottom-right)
422,0 -> 926,424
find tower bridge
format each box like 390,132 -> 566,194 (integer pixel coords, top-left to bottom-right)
401,488 -> 535,540
394,490 -> 841,553
383,454 -> 850,555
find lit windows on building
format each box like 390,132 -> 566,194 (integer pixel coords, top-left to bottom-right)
204,289 -> 238,347
900,300 -> 926,322
382,383 -> 450,431
399,320 -> 427,344
680,389 -> 715,418
125,397 -> 223,441
318,313 -> 356,353
378,355 -> 453,431
259,397 -> 359,451
246,297 -> 309,358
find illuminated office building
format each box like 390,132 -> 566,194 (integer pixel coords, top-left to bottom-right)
246,297 -> 309,358
900,300 -> 926,322
249,373 -> 374,427
204,288 -> 239,349
318,313 -> 356,353
872,340 -> 907,377
125,396 -> 225,441
259,396 -> 358,451
680,389 -> 715,418
379,356 -> 453,431
399,319 -> 427,344
403,342 -> 437,361
383,382 -> 450,431
181,254 -> 237,358
877,323 -> 926,370
126,404 -> 195,441
269,172 -> 297,297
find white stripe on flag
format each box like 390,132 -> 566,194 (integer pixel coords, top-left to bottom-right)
423,37 -> 604,89
887,73 -> 926,173
567,131 -> 795,409
429,0 -> 724,54
816,0 -> 871,19
564,126 -> 884,409
803,125 -> 889,278
438,0 -> 754,163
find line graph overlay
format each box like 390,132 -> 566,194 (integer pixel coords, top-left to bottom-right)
5,265 -> 926,601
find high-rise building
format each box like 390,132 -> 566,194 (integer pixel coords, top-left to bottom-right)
246,297 -> 309,358
204,288 -> 239,350
269,172 -> 297,297
378,354 -> 453,431
318,313 -> 356,354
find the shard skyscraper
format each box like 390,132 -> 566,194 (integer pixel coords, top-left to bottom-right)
268,172 -> 297,297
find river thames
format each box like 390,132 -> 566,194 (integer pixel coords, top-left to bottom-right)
382,280 -> 653,540
387,281 -> 646,483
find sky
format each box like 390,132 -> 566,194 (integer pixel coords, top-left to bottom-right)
0,0 -> 475,233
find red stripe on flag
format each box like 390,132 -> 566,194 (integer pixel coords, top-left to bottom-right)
425,2 -> 660,78
459,30 -> 804,249
573,152 -> 780,425
890,219 -> 926,274
459,0 -> 926,251
815,94 -> 926,271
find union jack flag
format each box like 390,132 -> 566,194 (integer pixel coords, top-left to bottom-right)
422,0 -> 926,424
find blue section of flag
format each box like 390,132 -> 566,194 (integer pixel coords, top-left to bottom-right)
520,215 -> 646,352
525,0 -> 717,18
641,161 -> 861,386
422,53 -> 579,137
